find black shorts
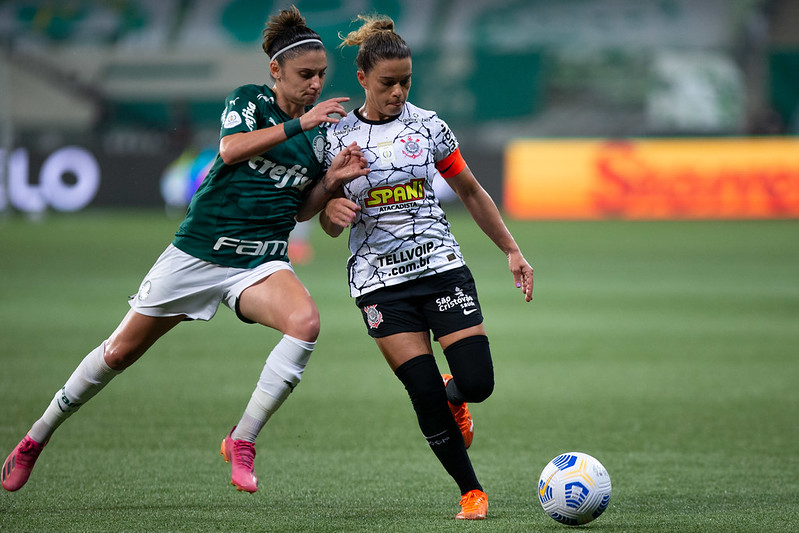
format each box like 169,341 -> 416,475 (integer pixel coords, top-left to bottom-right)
354,265 -> 483,340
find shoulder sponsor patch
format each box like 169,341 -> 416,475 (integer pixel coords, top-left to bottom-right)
223,110 -> 242,129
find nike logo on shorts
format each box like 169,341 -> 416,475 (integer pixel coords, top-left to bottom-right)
463,308 -> 478,315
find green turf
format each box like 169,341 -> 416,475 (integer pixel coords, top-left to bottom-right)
1,210 -> 798,532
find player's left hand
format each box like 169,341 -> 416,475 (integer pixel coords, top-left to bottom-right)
326,142 -> 369,189
508,250 -> 533,302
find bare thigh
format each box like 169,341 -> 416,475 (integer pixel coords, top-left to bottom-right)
375,323 -> 487,371
104,310 -> 186,370
437,324 -> 487,350
375,331 -> 433,371
237,269 -> 320,342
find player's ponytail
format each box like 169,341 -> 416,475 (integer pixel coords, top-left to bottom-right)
339,14 -> 411,73
262,5 -> 323,64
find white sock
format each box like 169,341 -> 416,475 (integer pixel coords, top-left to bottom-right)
231,335 -> 315,442
28,343 -> 121,443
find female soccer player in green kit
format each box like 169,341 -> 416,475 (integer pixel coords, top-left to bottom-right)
321,14 -> 534,521
2,6 -> 368,494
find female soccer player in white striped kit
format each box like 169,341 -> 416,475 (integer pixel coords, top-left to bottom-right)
1,7 -> 368,494
321,14 -> 534,520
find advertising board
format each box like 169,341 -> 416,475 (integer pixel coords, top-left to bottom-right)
504,138 -> 799,219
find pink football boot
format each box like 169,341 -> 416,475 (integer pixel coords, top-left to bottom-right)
220,428 -> 258,493
2,435 -> 46,491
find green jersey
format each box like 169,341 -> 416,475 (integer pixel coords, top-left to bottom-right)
173,84 -> 326,268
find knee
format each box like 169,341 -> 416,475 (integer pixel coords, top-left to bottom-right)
394,354 -> 448,411
454,372 -> 494,403
443,335 -> 494,403
102,339 -> 140,371
287,305 -> 320,343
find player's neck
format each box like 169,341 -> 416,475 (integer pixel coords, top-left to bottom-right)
359,105 -> 396,122
274,90 -> 304,118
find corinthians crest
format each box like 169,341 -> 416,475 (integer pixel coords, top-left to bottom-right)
364,304 -> 383,329
400,135 -> 423,159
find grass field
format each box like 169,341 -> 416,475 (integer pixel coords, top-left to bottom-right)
1,209 -> 798,532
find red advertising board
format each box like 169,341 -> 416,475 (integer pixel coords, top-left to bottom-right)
504,138 -> 799,219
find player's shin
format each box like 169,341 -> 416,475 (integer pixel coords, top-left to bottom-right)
28,343 -> 122,444
231,335 -> 314,442
394,354 -> 482,495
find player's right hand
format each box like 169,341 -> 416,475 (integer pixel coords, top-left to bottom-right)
324,197 -> 361,228
508,250 -> 533,302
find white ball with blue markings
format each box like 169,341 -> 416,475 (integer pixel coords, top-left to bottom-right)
538,452 -> 612,525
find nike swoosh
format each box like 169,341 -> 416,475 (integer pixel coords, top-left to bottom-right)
463,308 -> 478,315
539,471 -> 558,498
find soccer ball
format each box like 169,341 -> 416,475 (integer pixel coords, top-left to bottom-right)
538,452 -> 612,526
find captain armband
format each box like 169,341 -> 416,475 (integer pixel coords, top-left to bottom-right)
435,147 -> 467,178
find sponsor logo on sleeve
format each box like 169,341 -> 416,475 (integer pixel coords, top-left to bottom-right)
242,101 -> 257,131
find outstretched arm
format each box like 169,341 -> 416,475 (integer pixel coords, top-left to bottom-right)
219,97 -> 351,165
446,166 -> 534,302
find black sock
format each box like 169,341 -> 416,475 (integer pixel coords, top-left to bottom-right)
394,354 -> 482,495
443,335 -> 494,405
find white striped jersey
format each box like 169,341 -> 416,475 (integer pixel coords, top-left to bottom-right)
325,102 -> 468,297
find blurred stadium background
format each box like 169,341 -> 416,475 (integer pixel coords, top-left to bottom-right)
2,4 -> 799,530
1,0 -> 797,217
